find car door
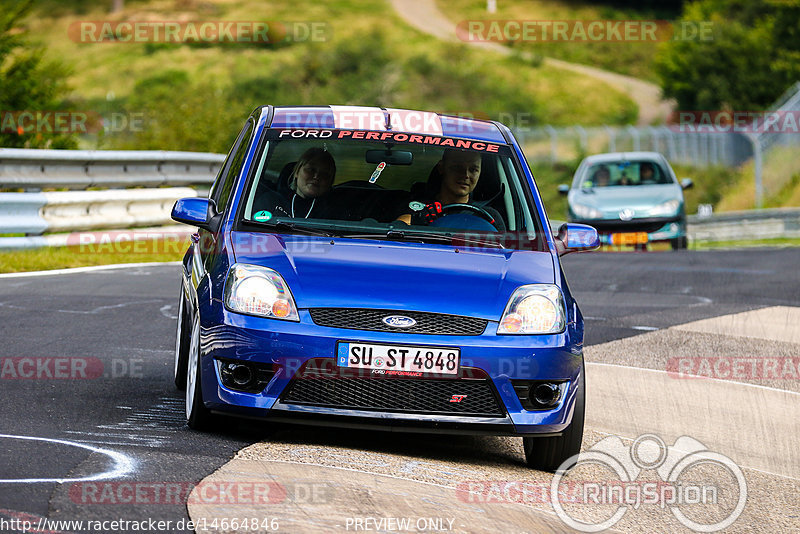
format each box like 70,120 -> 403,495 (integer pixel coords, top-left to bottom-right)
188,118 -> 255,303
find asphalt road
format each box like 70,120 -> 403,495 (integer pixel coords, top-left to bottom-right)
0,248 -> 797,532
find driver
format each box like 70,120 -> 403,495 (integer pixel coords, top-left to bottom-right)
397,148 -> 506,231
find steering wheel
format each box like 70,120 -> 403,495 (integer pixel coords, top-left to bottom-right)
441,203 -> 495,224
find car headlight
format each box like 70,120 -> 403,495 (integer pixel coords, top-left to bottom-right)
498,285 -> 566,335
649,199 -> 680,217
571,202 -> 603,219
224,263 -> 299,321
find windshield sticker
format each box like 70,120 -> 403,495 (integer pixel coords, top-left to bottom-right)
276,129 -> 501,153
369,162 -> 387,184
253,210 -> 272,222
409,201 -> 425,211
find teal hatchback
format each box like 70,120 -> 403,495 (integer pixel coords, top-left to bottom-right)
559,152 -> 693,250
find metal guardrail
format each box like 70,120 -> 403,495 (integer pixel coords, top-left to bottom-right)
550,208 -> 800,245
0,149 -> 224,250
0,148 -> 224,190
688,208 -> 800,242
1,149 -> 797,251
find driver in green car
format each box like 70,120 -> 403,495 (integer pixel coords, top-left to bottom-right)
397,148 -> 506,231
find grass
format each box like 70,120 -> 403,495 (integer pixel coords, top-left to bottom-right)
23,0 -> 637,152
0,238 -> 188,273
716,145 -> 800,211
692,237 -> 800,250
435,0 -> 681,82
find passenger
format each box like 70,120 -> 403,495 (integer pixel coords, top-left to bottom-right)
640,162 -> 656,183
397,149 -> 506,231
591,167 -> 610,187
253,147 -> 336,219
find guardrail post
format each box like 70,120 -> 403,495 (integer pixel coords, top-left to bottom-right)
746,133 -> 764,209
662,127 -> 677,161
545,125 -> 558,164
625,125 -> 640,151
604,126 -> 616,152
574,126 -> 588,153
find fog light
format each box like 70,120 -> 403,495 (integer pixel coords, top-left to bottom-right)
218,360 -> 275,393
531,383 -> 561,408
512,380 -> 567,410
230,364 -> 253,387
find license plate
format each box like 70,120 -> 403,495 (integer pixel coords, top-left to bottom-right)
611,232 -> 648,245
337,342 -> 460,376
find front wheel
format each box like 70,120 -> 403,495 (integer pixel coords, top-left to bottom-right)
173,285 -> 190,390
523,374 -> 585,472
671,236 -> 688,250
185,312 -> 217,430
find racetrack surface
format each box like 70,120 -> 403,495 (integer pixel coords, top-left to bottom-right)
0,248 -> 798,532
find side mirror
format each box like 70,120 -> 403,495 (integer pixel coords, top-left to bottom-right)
555,223 -> 599,256
557,184 -> 570,195
171,197 -> 222,232
680,178 -> 694,190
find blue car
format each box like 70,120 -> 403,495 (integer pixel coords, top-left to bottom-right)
171,106 -> 598,471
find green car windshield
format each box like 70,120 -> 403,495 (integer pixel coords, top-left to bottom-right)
581,161 -> 673,188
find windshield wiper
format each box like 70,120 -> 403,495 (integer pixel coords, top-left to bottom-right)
344,229 -> 506,249
242,219 -> 339,238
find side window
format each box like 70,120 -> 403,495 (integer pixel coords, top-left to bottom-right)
211,119 -> 254,212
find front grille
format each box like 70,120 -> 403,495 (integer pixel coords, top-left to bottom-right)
281,368 -> 504,417
575,217 -> 680,234
309,308 -> 487,336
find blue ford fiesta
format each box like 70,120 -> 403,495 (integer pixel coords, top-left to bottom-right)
171,105 -> 598,471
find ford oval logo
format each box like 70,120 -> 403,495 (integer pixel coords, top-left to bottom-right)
382,315 -> 417,328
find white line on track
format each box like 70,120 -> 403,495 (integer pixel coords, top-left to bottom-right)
587,361 -> 800,397
0,434 -> 135,484
590,429 -> 800,483
0,261 -> 179,279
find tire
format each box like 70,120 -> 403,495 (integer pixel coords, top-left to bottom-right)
185,311 -> 217,431
173,285 -> 190,390
671,236 -> 688,250
523,374 -> 585,472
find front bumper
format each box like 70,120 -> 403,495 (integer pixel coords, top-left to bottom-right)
571,216 -> 685,244
197,307 -> 584,436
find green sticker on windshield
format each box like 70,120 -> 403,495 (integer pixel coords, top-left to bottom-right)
253,210 -> 272,222
409,201 -> 425,211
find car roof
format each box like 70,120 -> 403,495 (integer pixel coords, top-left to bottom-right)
264,105 -> 509,144
581,151 -> 666,165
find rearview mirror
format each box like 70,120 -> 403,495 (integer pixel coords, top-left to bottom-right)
555,223 -> 599,256
171,197 -> 221,232
366,149 -> 413,165
558,184 -> 570,195
680,178 -> 694,190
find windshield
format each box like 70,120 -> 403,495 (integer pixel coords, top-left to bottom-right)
235,128 -> 547,251
581,160 -> 674,188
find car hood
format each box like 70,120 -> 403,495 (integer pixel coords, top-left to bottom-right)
570,184 -> 682,215
230,232 -> 555,320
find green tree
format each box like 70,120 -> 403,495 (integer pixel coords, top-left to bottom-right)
656,0 -> 800,110
0,0 -> 76,148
